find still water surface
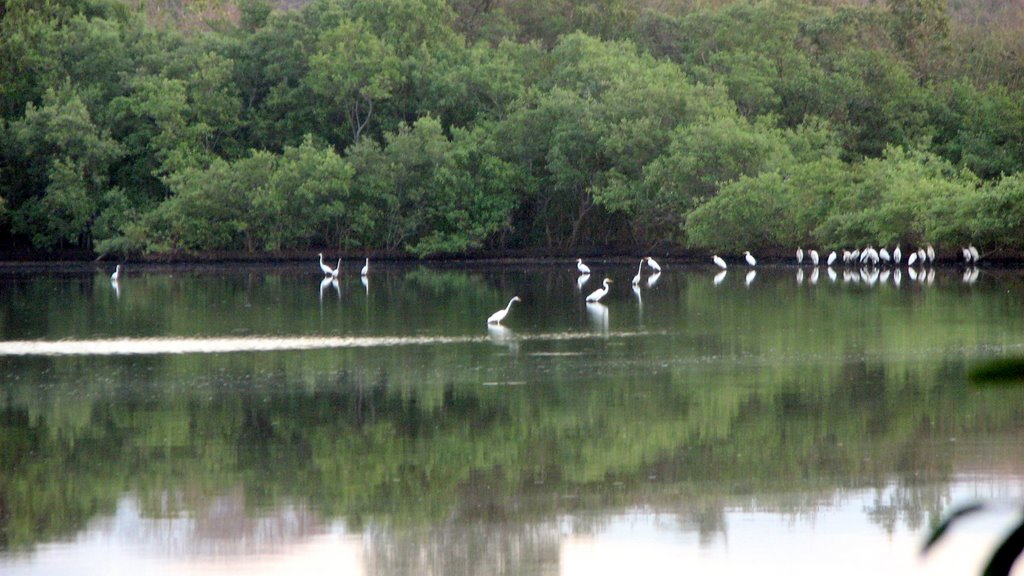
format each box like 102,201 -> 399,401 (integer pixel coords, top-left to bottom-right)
2,261 -> 1024,575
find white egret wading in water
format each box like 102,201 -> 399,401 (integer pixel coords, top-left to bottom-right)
576,258 -> 591,275
318,253 -> 334,276
744,251 -> 757,266
796,247 -> 803,264
586,278 -> 612,303
827,251 -> 837,266
646,257 -> 661,273
487,296 -> 521,325
632,259 -> 645,286
809,249 -> 819,266
893,245 -> 902,265
110,265 -> 122,282
331,258 -> 341,278
713,255 -> 727,269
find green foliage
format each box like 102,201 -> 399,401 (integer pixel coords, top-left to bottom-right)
2,0 -> 1024,256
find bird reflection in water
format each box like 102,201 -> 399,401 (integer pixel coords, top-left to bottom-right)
713,270 -> 727,286
586,302 -> 609,335
577,273 -> 590,291
745,269 -> 757,286
487,324 -> 519,353
319,276 -> 340,302
646,271 -> 660,288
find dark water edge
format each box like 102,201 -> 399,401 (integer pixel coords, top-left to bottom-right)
4,247 -> 1024,268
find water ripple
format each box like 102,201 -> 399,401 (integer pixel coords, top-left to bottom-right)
0,331 -> 655,357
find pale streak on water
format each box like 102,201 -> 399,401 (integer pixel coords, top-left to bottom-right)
0,331 -> 655,356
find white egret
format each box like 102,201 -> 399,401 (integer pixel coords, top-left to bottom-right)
962,247 -> 972,262
842,250 -> 852,264
110,265 -> 122,282
827,251 -> 837,266
713,255 -> 727,269
893,245 -> 902,264
796,247 -> 804,264
851,249 -> 861,263
576,258 -> 591,275
917,248 -> 927,263
331,258 -> 342,278
646,256 -> 662,273
318,253 -> 334,276
632,259 -> 645,286
907,252 -> 918,266
361,258 -> 369,276
879,247 -> 891,263
968,245 -> 980,262
809,249 -> 819,266
487,296 -> 521,325
586,278 -> 613,303
743,251 -> 757,266
926,244 -> 936,262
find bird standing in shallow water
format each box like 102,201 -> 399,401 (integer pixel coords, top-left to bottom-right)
110,265 -> 122,282
318,253 -> 334,276
744,251 -> 757,266
487,296 -> 521,325
713,255 -> 727,269
361,258 -> 369,276
646,257 -> 661,273
586,278 -> 612,303
632,259 -> 645,286
576,258 -> 591,275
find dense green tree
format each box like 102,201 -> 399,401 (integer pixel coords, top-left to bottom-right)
7,83 -> 123,248
306,16 -> 401,146
1,0 -> 1024,256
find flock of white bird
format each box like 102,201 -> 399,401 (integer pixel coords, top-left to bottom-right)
107,244 -> 984,325
712,243 -> 983,270
488,256 -> 663,325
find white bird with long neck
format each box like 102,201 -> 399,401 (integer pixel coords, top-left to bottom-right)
646,256 -> 661,273
809,249 -> 819,266
318,253 -> 334,276
361,258 -> 369,276
713,255 -> 727,269
968,245 -> 980,262
893,245 -> 902,265
827,251 -> 837,266
796,247 -> 804,264
576,258 -> 591,275
110,265 -> 122,282
586,278 -> 612,303
487,296 -> 521,325
744,251 -> 757,266
632,259 -> 645,286
331,258 -> 341,278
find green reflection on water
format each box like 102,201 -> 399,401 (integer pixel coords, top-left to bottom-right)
2,264 -> 1024,554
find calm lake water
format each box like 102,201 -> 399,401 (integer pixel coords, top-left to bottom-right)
2,260 -> 1024,575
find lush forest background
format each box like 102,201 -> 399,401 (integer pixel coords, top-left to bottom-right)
1,0 -> 1023,258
